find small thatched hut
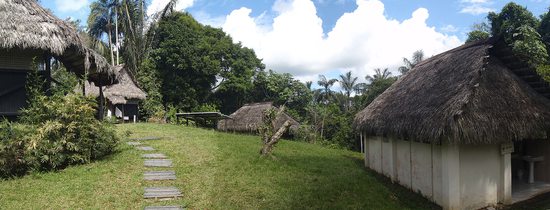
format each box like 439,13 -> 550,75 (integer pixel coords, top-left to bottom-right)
80,65 -> 146,121
0,0 -> 117,118
354,38 -> 550,210
217,102 -> 300,134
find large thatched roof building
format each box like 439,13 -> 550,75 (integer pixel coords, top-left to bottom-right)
80,65 -> 147,121
0,0 -> 117,117
354,39 -> 550,210
217,102 -> 300,134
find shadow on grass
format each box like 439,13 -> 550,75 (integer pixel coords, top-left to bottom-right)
271,152 -> 441,210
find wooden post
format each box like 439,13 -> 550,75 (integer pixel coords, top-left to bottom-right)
98,85 -> 104,121
360,133 -> 364,153
44,54 -> 52,95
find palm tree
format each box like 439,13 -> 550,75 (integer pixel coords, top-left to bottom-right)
366,68 -> 392,83
317,75 -> 337,103
398,50 -> 424,75
339,71 -> 358,99
338,71 -> 358,110
88,0 -> 117,65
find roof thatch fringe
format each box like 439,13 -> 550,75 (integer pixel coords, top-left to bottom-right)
217,102 -> 300,133
103,65 -> 147,104
354,39 -> 550,144
0,0 -> 117,85
77,65 -> 146,104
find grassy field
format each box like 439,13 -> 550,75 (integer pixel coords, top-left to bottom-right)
0,123 -> 440,209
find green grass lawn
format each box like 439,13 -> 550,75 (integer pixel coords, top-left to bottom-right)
0,123 -> 440,209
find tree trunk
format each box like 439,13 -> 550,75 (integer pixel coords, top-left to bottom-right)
108,17 -> 115,66
260,120 -> 292,155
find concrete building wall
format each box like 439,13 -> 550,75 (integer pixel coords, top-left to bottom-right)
381,139 -> 394,178
368,137 -> 382,173
432,144 -> 443,205
395,140 -> 412,188
459,144 -> 501,210
364,137 -> 507,210
411,141 -> 434,199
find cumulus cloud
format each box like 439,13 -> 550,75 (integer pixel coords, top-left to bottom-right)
459,0 -> 495,15
147,0 -> 195,17
55,0 -> 89,12
221,0 -> 462,80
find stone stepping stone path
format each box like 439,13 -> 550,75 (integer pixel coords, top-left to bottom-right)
144,187 -> 183,199
137,146 -> 155,151
144,159 -> 173,167
131,136 -> 183,208
127,142 -> 142,146
144,206 -> 183,210
144,171 -> 177,181
130,136 -> 163,141
142,153 -> 168,159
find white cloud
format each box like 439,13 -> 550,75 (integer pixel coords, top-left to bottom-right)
459,0 -> 495,15
221,0 -> 462,80
147,0 -> 195,17
55,0 -> 89,12
441,24 -> 459,33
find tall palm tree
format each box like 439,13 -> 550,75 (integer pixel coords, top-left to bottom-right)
88,0 -> 117,65
366,68 -> 392,83
317,75 -> 337,103
338,71 -> 358,110
398,50 -> 424,75
339,71 -> 358,99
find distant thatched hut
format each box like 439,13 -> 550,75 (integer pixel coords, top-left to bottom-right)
80,65 -> 146,121
217,102 -> 300,134
0,0 -> 117,118
354,38 -> 550,210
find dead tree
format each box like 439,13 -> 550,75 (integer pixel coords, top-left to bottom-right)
259,106 -> 292,156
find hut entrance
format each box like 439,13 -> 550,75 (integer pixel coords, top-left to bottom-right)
511,140 -> 550,203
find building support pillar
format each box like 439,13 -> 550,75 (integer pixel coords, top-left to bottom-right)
499,143 -> 513,204
441,143 -> 460,210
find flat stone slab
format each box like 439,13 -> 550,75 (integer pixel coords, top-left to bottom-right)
144,159 -> 173,167
127,142 -> 142,146
144,171 -> 177,181
142,153 -> 168,159
137,146 -> 155,151
130,136 -> 162,141
144,206 -> 183,210
144,187 -> 182,199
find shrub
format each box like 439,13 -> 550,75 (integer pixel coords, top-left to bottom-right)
0,121 -> 30,178
22,94 -> 119,170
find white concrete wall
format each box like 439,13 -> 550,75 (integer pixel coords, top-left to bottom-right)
364,137 -> 506,210
368,137 -> 382,173
411,141 -> 433,199
459,144 -> 501,210
395,140 -> 412,188
381,139 -> 394,178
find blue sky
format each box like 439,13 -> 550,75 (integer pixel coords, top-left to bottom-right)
41,0 -> 550,83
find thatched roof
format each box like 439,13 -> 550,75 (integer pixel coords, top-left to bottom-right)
217,102 -> 300,133
103,65 -> 147,104
0,0 -> 117,85
78,65 -> 146,104
354,39 -> 550,144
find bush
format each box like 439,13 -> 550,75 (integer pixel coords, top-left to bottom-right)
0,121 -> 30,178
21,94 -> 119,171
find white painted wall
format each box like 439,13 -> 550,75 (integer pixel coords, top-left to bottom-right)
368,137 -> 382,173
459,144 -> 501,210
382,139 -> 394,178
395,140 -> 412,188
411,141 -> 433,199
364,137 -> 507,210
